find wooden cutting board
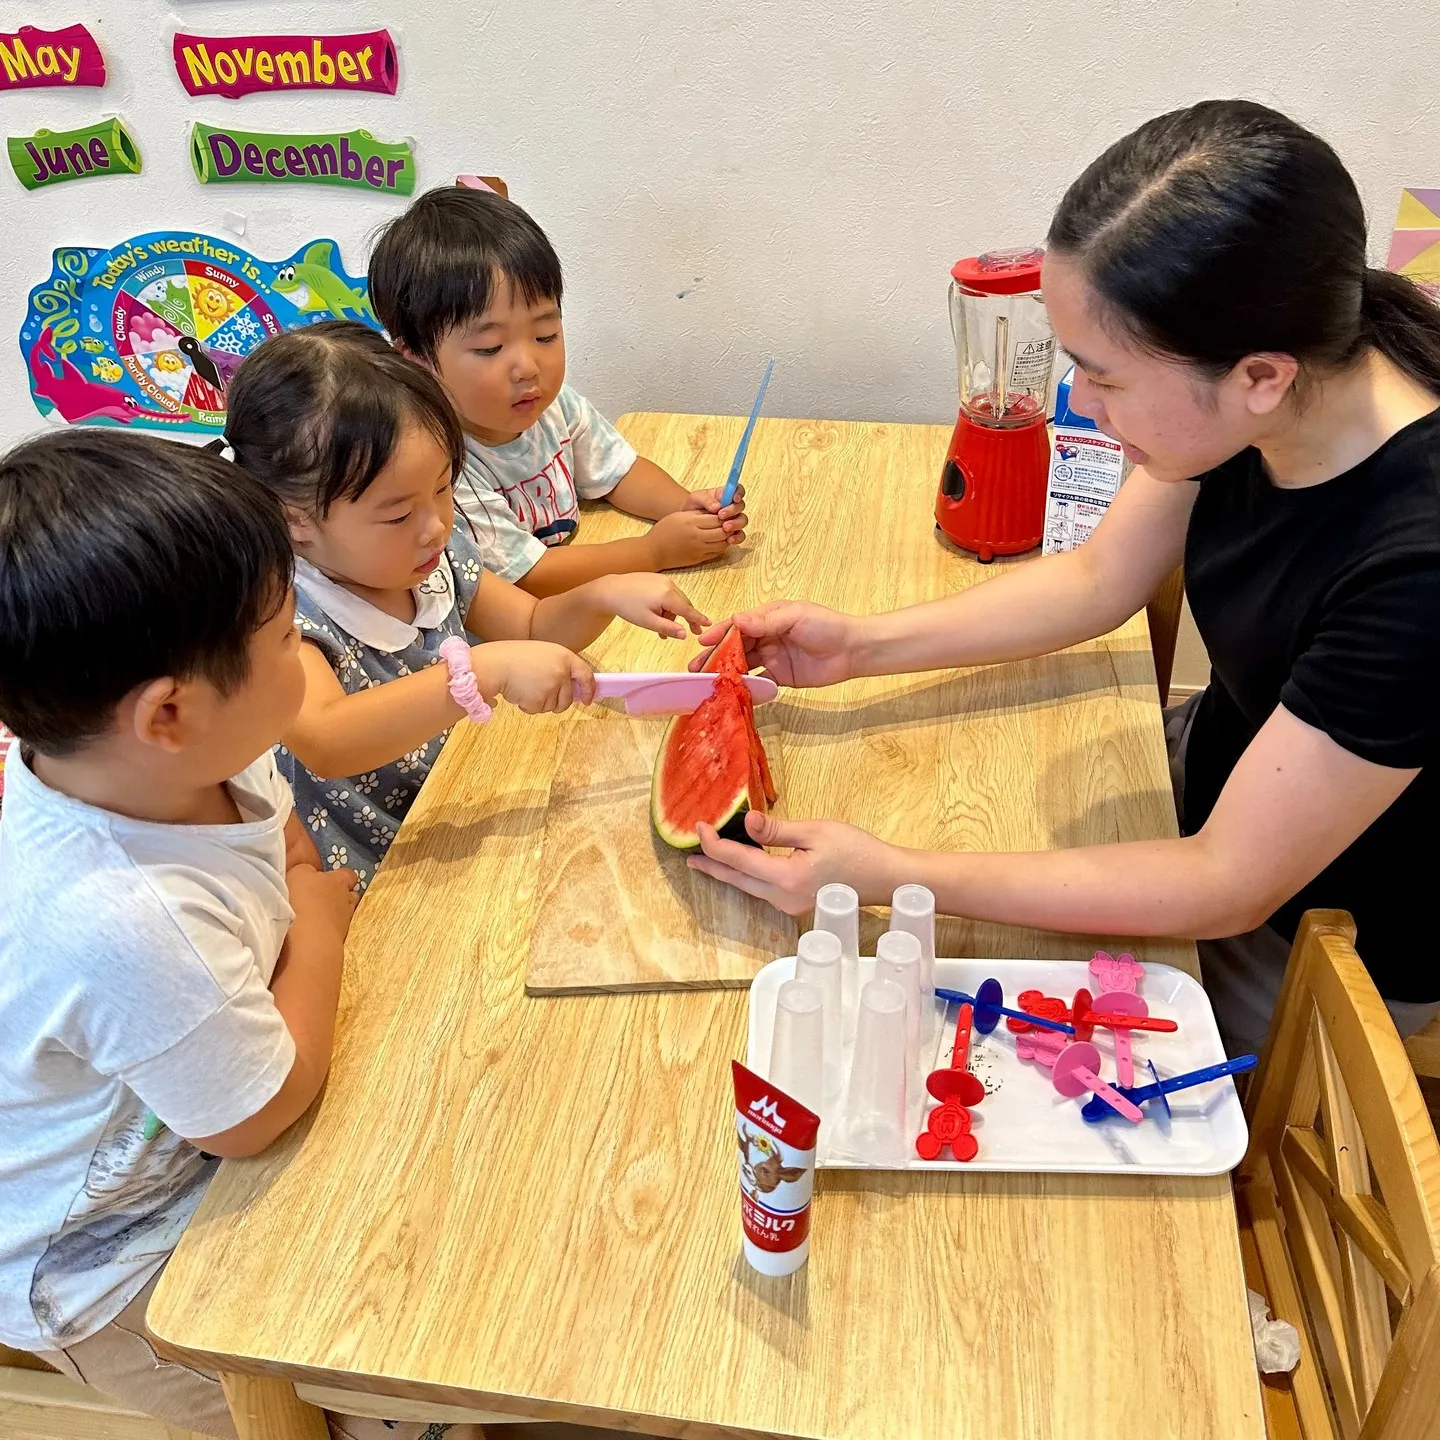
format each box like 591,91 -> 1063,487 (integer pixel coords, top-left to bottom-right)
524,700 -> 796,993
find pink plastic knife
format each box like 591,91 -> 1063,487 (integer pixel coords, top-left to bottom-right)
591,672 -> 778,716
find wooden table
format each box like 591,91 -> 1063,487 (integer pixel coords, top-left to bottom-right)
150,416 -> 1265,1440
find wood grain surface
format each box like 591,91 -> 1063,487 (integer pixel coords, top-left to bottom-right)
525,701 -> 795,992
148,416 -> 1264,1440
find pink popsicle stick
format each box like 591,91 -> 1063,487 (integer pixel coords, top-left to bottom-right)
1093,989 -> 1147,1087
1051,1042 -> 1143,1123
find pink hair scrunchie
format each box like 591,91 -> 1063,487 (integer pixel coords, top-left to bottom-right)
438,637 -> 493,725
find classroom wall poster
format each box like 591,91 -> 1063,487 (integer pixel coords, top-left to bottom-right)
1386,188 -> 1440,300
173,30 -> 399,98
0,24 -> 105,90
21,232 -> 379,434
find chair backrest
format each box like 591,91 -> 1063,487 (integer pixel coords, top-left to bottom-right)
1147,565 -> 1185,706
1238,910 -> 1440,1440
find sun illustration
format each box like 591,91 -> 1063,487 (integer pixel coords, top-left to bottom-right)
152,351 -> 187,374
193,283 -> 232,322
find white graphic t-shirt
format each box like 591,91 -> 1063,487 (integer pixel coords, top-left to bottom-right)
0,751 -> 297,1349
456,383 -> 637,581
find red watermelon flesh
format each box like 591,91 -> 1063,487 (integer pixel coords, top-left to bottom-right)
651,627 -> 775,851
703,626 -> 777,806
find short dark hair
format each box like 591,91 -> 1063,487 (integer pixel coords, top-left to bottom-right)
221,320 -> 465,515
0,429 -> 293,755
368,186 -> 564,363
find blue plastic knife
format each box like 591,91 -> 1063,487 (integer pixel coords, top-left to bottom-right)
720,357 -> 774,507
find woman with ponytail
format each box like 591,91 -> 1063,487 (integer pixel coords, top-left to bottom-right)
691,100 -> 1440,1055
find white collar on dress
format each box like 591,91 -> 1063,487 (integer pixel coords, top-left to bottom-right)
293,555 -> 454,654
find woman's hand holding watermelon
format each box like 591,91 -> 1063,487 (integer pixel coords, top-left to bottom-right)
690,602 -> 860,688
687,811 -> 905,914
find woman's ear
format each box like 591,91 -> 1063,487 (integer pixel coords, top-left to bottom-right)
1234,352 -> 1301,415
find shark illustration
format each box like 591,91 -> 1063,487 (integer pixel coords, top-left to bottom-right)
271,242 -> 376,322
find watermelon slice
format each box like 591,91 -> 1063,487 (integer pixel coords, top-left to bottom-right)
650,627 -> 776,851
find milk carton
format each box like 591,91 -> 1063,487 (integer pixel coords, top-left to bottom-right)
1041,366 -> 1127,554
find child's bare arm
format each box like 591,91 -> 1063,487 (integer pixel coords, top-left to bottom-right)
609,458 -> 748,540
605,455 -> 692,519
285,640 -> 463,778
467,568 -> 708,652
284,638 -> 591,778
517,514 -> 732,595
186,863 -> 357,1158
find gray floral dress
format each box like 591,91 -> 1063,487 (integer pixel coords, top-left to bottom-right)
277,521 -> 486,889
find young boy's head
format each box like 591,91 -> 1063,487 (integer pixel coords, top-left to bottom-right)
369,186 -> 566,444
0,430 -> 302,786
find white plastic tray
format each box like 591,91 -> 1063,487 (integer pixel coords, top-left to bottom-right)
746,957 -> 1249,1176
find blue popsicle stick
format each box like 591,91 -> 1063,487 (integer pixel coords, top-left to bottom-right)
936,985 -> 1076,1036
719,357 -> 774,507
1080,1053 -> 1258,1122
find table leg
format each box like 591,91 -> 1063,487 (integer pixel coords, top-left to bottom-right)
219,1372 -> 329,1440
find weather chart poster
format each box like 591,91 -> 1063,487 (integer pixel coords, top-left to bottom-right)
21,231 -> 379,434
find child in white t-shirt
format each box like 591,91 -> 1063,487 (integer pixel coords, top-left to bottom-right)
0,431 -> 471,1440
369,185 -> 750,593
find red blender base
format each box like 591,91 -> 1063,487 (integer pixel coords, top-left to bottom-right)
935,413 -> 1050,562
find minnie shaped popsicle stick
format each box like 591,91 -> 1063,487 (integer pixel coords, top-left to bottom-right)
1089,950 -> 1144,995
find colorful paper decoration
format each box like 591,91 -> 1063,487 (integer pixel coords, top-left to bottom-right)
173,30 -> 399,99
1386,188 -> 1440,300
9,118 -> 141,190
20,232 -> 379,434
189,123 -> 415,195
0,24 -> 105,90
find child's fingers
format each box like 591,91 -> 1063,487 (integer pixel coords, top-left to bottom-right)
668,595 -> 711,633
569,659 -> 596,704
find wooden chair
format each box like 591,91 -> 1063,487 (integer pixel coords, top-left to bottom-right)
1405,1016 -> 1440,1084
1146,564 -> 1185,707
0,1344 -> 208,1440
1236,910 -> 1440,1440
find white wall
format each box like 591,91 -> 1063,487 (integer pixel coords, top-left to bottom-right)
0,0 -> 1436,451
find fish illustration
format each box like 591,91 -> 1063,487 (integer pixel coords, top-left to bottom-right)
271,242 -> 375,321
90,357 -> 123,383
80,337 -> 105,353
29,328 -> 183,426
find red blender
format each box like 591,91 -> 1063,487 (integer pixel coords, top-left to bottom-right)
936,247 -> 1056,561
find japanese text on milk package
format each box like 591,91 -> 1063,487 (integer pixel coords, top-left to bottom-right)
1042,366 -> 1128,555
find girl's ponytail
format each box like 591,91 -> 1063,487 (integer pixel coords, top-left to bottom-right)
1360,267 -> 1440,394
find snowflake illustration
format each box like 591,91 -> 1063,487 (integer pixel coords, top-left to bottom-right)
208,329 -> 247,356
327,844 -> 348,867
325,788 -> 351,807
307,806 -> 328,831
232,310 -> 262,342
384,787 -> 409,808
396,744 -> 429,774
354,772 -> 379,795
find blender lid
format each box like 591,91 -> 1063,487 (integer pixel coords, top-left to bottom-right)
951,246 -> 1044,295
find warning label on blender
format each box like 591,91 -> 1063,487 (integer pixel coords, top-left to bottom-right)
1008,337 -> 1056,393
1042,430 -> 1126,555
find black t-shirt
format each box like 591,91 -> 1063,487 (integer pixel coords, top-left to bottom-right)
1184,408 -> 1440,1001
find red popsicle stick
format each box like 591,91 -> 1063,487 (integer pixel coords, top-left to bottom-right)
1069,988 -> 1178,1041
926,1003 -> 986,1106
